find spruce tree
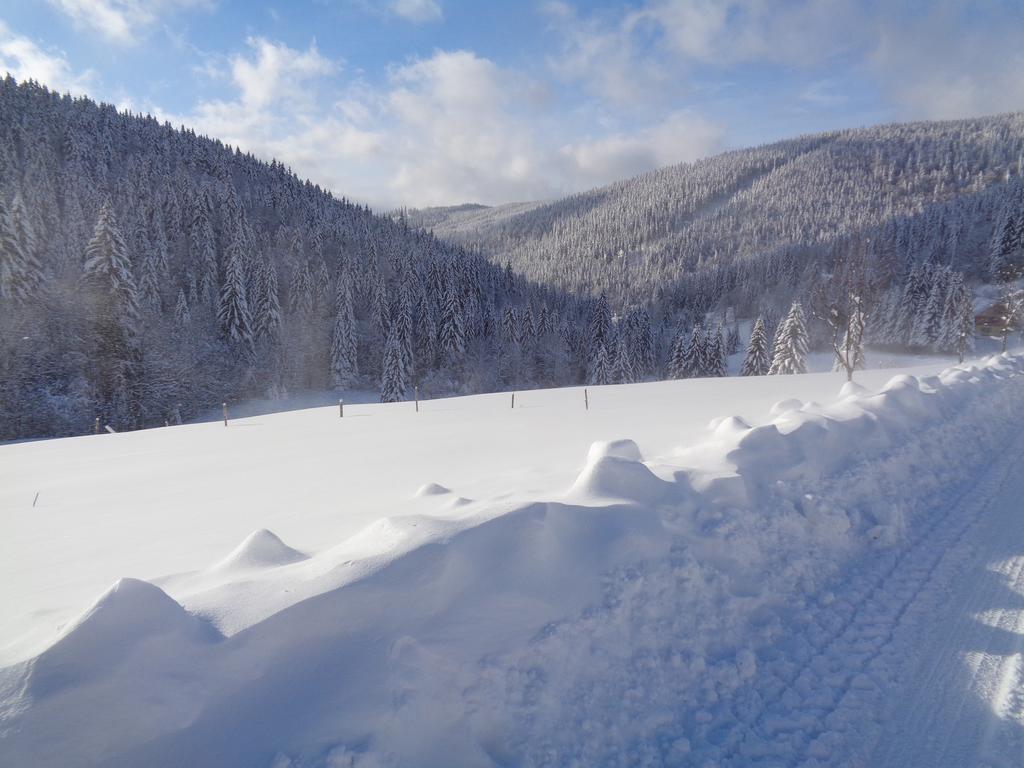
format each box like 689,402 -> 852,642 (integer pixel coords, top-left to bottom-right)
81,201 -> 142,426
704,326 -> 727,377
681,324 -> 705,378
667,326 -> 688,379
768,301 -> 809,375
588,340 -> 612,385
741,316 -> 770,376
253,256 -> 282,340
217,227 -> 254,351
0,192 -> 44,303
329,278 -> 359,388
379,327 -> 406,403
438,280 -> 466,361
173,288 -> 191,328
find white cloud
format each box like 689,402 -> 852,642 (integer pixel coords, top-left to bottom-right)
167,40 -> 726,209
389,0 -> 442,24
561,112 -> 723,188
231,37 -> 336,110
0,20 -> 94,94
867,3 -> 1024,120
547,0 -> 1024,121
46,0 -> 213,45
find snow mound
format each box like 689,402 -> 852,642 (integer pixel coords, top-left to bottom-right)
839,380 -> 867,398
769,398 -> 802,416
571,441 -> 668,503
415,482 -> 451,497
709,415 -> 752,436
25,578 -> 217,698
213,529 -> 307,572
585,438 -> 643,463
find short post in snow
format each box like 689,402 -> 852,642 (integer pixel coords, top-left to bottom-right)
584,388 -> 589,411
94,417 -> 100,435
32,492 -> 39,508
511,392 -> 516,409
415,386 -> 419,412
339,399 -> 344,418
222,402 -> 228,427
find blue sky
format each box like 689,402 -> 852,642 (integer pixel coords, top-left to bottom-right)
1,1 -> 1023,210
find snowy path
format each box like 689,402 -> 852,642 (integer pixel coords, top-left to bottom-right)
695,430 -> 1024,767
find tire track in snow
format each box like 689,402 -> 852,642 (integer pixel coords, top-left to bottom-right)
702,427 -> 1024,767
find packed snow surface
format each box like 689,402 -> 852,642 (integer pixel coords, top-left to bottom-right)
3,355 -> 1024,766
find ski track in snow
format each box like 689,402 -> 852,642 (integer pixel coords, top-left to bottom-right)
700,429 -> 1024,768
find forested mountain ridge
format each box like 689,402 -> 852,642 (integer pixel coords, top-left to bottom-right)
0,77 -> 582,440
2,74 -> 1023,443
404,115 -> 1024,309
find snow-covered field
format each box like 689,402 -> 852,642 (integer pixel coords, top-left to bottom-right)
2,354 -> 1024,766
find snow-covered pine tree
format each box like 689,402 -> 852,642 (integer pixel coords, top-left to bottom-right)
740,316 -> 770,375
81,200 -> 142,426
588,294 -> 612,354
0,191 -> 43,303
252,256 -> 282,340
502,306 -> 518,345
395,278 -> 415,384
329,277 -> 359,389
438,280 -> 465,362
768,301 -> 809,375
681,324 -> 705,378
217,225 -> 254,352
415,293 -> 438,376
704,326 -> 727,377
190,189 -> 218,305
614,332 -> 637,383
173,288 -> 191,328
379,326 -> 406,403
666,326 -> 688,379
989,210 -> 1019,282
588,340 -> 612,385
727,323 -> 741,355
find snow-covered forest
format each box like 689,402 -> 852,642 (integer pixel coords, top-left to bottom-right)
2,75 -> 1024,441
405,114 -> 1024,309
0,78 -> 587,440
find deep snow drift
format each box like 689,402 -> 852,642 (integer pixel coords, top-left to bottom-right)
2,355 -> 1024,766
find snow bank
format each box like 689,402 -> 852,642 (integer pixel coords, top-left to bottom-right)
2,355 -> 1023,767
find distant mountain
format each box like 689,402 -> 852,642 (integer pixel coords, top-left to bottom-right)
406,115 -> 1024,312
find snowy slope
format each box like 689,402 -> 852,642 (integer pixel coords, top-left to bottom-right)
2,355 -> 1024,766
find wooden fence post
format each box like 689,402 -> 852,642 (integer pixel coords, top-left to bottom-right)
222,402 -> 228,427
415,386 -> 419,412
94,417 -> 100,435
339,399 -> 344,418
584,388 -> 589,411
511,392 -> 515,409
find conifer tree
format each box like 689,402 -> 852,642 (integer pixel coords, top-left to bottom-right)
173,288 -> 191,328
217,226 -> 254,352
438,280 -> 465,361
253,257 -> 282,340
681,324 -> 705,378
587,340 -> 612,385
81,201 -> 142,425
741,317 -> 770,376
703,326 -> 727,377
768,301 -> 809,375
190,190 -> 218,304
0,192 -> 44,303
379,326 -> 405,403
329,278 -> 358,388
667,326 -> 688,379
